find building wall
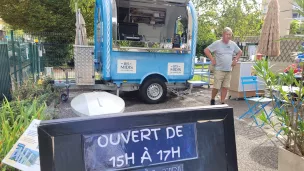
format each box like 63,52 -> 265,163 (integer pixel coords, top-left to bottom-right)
262,0 -> 293,36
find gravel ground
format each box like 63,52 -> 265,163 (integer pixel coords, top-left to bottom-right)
57,87 -> 280,171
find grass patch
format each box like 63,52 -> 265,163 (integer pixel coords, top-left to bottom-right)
194,65 -> 209,69
192,65 -> 211,82
191,75 -> 210,82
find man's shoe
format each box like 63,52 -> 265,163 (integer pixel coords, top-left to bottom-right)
210,99 -> 215,105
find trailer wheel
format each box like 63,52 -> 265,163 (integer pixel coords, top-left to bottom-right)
61,93 -> 69,102
140,78 -> 167,104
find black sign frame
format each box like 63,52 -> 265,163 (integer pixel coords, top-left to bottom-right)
38,106 -> 238,171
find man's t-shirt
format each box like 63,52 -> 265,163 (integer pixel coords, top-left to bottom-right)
207,40 -> 241,71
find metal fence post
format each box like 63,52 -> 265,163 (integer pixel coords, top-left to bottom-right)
28,43 -> 34,78
32,43 -> 36,82
35,43 -> 39,80
11,30 -> 17,82
38,44 -> 41,76
17,41 -> 23,85
40,44 -> 45,73
0,44 -> 12,101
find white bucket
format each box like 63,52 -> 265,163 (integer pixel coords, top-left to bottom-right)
200,56 -> 207,63
45,67 -> 54,78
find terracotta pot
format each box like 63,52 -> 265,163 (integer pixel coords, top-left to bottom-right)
278,146 -> 304,171
256,53 -> 263,60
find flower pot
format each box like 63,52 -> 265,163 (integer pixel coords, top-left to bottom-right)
278,146 -> 304,171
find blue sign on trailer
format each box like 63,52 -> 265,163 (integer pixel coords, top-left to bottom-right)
83,123 -> 197,170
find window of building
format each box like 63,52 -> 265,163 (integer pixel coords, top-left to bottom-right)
293,13 -> 299,19
263,5 -> 268,14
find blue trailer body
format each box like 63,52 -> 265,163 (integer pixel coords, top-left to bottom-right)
94,0 -> 198,86
110,52 -> 192,85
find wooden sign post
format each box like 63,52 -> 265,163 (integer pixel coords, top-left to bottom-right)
38,106 -> 238,171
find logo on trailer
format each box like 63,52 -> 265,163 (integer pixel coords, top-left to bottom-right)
121,62 -> 134,70
171,65 -> 182,72
117,60 -> 137,73
168,63 -> 185,75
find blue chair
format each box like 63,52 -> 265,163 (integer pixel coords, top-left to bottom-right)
239,76 -> 273,126
271,90 -> 286,137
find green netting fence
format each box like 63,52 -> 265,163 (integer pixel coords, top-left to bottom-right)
0,31 -> 46,101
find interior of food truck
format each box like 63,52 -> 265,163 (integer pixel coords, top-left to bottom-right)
113,0 -> 192,52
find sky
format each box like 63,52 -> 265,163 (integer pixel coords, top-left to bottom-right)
255,0 -> 263,5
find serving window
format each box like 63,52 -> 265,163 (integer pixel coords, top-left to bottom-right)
111,0 -> 192,53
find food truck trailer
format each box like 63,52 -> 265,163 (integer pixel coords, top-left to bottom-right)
56,0 -> 198,104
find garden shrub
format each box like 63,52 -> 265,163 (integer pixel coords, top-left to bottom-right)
0,77 -> 60,170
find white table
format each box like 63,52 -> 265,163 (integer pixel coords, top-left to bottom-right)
273,86 -> 299,93
272,86 -> 302,104
71,92 -> 125,117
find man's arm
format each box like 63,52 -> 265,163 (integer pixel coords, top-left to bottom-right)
204,48 -> 216,65
204,41 -> 217,65
234,50 -> 243,62
204,48 -> 214,60
232,43 -> 243,66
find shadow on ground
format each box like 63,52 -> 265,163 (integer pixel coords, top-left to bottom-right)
234,119 -> 267,140
250,146 -> 278,170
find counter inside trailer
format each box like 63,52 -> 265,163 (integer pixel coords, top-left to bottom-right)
112,0 -> 192,53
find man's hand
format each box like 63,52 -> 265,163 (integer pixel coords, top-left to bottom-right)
210,58 -> 216,66
232,60 -> 237,66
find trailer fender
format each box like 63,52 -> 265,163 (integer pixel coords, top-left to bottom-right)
140,73 -> 168,85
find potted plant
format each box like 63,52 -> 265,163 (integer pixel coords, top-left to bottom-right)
253,58 -> 304,171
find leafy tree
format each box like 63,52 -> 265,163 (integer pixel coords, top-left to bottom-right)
290,20 -> 300,35
193,1 -> 218,55
196,12 -> 217,55
0,0 -> 76,66
290,20 -> 304,35
193,0 -> 220,10
194,0 -> 262,40
0,0 -> 75,39
216,0 -> 263,40
194,0 -> 262,55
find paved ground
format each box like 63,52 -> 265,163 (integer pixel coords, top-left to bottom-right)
56,87 -> 280,171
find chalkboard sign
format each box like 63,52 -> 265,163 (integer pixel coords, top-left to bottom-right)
38,106 -> 238,171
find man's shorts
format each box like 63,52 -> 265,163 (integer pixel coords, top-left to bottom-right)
213,70 -> 231,89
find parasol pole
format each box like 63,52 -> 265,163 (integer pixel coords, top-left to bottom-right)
75,2 -> 81,45
78,9 -> 81,45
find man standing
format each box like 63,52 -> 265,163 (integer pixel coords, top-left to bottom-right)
204,27 -> 242,105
